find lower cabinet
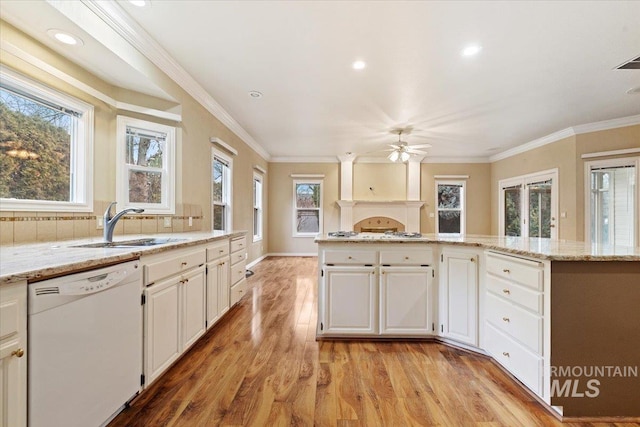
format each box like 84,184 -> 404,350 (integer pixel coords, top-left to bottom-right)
380,266 -> 433,335
144,265 -> 206,386
439,250 -> 479,346
0,281 -> 27,427
206,257 -> 229,329
322,266 -> 377,335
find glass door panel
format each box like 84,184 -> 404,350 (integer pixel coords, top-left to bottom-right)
527,180 -> 552,238
503,185 -> 522,237
590,166 -> 636,246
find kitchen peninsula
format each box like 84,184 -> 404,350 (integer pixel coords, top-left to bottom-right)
315,233 -> 640,419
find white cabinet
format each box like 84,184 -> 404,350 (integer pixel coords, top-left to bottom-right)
380,266 -> 433,335
322,266 -> 377,335
484,251 -> 545,396
0,281 -> 27,427
230,236 -> 248,305
142,248 -> 207,386
440,250 -> 478,346
206,239 -> 230,329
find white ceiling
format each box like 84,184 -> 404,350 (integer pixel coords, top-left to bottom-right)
2,1 -> 640,161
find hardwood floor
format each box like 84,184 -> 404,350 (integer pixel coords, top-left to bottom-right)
109,257 -> 638,427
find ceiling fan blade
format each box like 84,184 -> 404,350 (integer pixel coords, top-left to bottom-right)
388,144 -> 401,149
407,143 -> 432,149
407,149 -> 429,155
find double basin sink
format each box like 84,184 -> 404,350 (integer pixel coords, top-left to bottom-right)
72,237 -> 188,249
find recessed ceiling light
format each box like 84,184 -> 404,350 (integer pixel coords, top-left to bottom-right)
461,44 -> 482,57
248,90 -> 263,99
129,0 -> 147,7
352,60 -> 366,70
47,29 -> 83,46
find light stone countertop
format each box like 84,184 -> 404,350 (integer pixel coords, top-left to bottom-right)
315,233 -> 640,261
0,231 -> 247,286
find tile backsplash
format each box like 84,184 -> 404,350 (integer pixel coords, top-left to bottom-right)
0,201 -> 204,245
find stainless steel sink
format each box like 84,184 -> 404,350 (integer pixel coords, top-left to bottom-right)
71,238 -> 188,248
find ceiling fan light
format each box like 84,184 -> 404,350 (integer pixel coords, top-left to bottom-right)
400,151 -> 411,162
388,151 -> 400,162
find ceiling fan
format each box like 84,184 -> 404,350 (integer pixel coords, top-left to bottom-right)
384,129 -> 432,162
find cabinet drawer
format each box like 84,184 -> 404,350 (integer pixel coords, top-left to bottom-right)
486,274 -> 542,314
207,240 -> 229,261
231,250 -> 245,265
230,237 -> 246,253
486,253 -> 543,291
0,298 -> 19,341
324,250 -> 377,265
486,293 -> 542,354
380,249 -> 433,266
145,249 -> 206,285
485,323 -> 542,396
231,260 -> 246,285
231,278 -> 248,305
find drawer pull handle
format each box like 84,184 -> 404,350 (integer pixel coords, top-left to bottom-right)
181,262 -> 188,266
502,317 -> 510,322
502,269 -> 510,273
502,352 -> 510,357
502,289 -> 510,294
12,348 -> 25,358
404,256 -> 410,260
219,249 -> 224,253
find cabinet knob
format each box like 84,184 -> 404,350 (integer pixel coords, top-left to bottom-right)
502,289 -> 510,294
348,256 -> 352,259
404,256 -> 410,260
502,317 -> 510,322
502,268 -> 510,273
219,249 -> 224,253
470,258 -> 476,263
181,262 -> 188,266
12,348 -> 25,358
502,352 -> 510,357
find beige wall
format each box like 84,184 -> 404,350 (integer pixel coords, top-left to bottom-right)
490,136 -> 578,239
421,163 -> 492,234
0,21 -> 269,263
353,163 -> 406,200
267,163 -> 339,254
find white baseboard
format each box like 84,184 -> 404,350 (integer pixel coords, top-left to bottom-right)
268,252 -> 318,257
246,255 -> 268,269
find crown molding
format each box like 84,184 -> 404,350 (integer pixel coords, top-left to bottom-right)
271,156 -> 339,163
81,0 -> 271,161
422,156 -> 490,164
490,114 -> 640,162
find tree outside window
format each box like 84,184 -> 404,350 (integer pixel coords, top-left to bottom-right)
294,180 -> 322,236
436,181 -> 465,235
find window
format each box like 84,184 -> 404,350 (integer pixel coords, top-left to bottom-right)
116,116 -> 175,214
293,180 -> 322,236
212,149 -> 232,232
499,169 -> 558,239
0,66 -> 94,212
585,157 -> 638,247
253,172 -> 263,241
436,181 -> 465,235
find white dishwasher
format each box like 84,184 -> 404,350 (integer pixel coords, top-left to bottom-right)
28,260 -> 142,427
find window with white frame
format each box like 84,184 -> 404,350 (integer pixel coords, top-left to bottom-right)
116,116 -> 175,214
436,180 -> 465,235
253,172 -> 263,241
212,150 -> 232,232
0,66 -> 94,212
293,179 -> 323,236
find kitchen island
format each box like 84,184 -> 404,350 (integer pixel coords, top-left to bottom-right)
315,233 -> 640,420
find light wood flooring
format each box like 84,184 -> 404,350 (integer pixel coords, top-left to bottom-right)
109,256 -> 638,427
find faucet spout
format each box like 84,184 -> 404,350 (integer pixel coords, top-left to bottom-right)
103,202 -> 145,242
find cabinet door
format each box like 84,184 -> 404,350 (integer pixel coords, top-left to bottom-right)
323,267 -> 377,335
441,252 -> 478,346
207,258 -> 229,328
182,266 -> 207,350
144,278 -> 180,385
0,282 -> 27,427
380,267 -> 433,335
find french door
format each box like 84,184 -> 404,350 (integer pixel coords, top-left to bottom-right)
586,158 -> 638,247
499,170 -> 558,239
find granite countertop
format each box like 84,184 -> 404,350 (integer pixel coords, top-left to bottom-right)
0,231 -> 247,286
315,233 -> 640,261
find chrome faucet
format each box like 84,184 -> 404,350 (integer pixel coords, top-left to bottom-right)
103,202 -> 144,242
